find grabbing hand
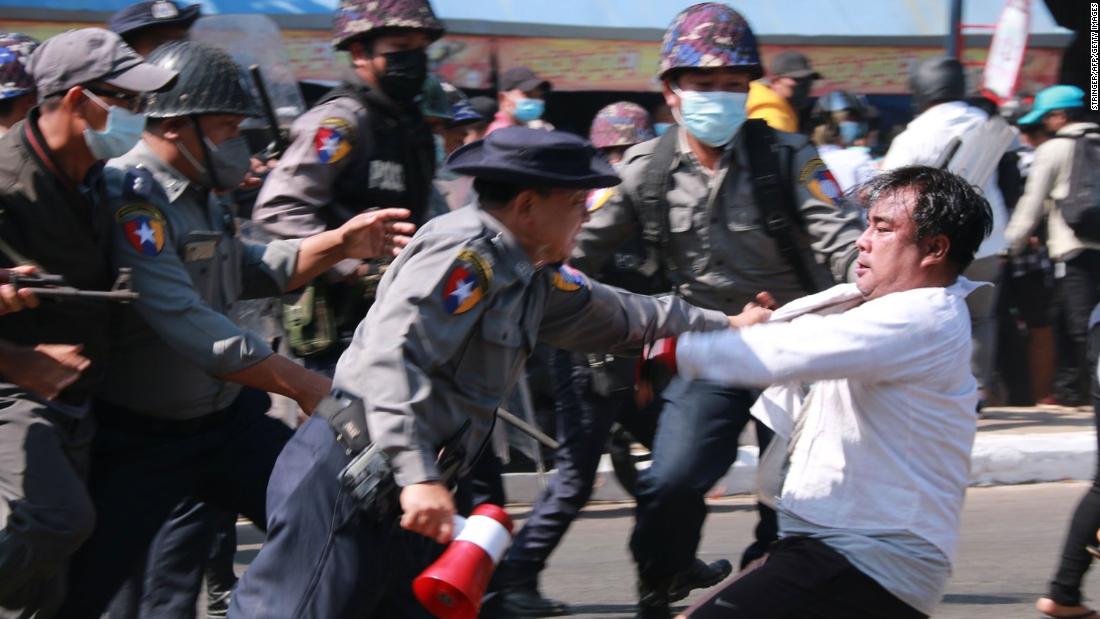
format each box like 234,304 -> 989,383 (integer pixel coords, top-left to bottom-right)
2,344 -> 90,400
0,265 -> 42,315
400,481 -> 456,545
728,292 -> 777,328
339,208 -> 417,260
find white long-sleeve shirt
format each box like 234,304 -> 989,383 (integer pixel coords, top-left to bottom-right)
677,280 -> 981,563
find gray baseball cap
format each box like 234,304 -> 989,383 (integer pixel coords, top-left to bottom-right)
27,28 -> 177,100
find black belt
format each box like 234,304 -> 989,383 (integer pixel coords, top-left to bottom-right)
93,398 -> 235,437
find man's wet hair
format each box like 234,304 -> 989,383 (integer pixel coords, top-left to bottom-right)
851,165 -> 992,272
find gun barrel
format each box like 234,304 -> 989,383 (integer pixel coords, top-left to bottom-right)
21,287 -> 139,303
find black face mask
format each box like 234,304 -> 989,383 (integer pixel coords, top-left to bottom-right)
377,48 -> 428,103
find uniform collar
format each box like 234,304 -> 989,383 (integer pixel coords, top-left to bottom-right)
673,126 -> 744,174
475,206 -> 536,285
116,140 -> 197,203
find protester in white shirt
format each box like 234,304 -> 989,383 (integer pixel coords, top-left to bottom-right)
668,165 -> 993,619
881,57 -> 1008,409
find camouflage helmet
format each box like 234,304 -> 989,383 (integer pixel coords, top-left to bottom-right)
143,41 -> 260,118
589,102 -> 655,149
332,0 -> 445,51
0,33 -> 39,101
659,3 -> 763,80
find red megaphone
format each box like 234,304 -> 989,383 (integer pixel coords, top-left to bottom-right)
413,503 -> 514,619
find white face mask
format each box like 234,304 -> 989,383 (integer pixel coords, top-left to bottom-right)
82,90 -> 146,161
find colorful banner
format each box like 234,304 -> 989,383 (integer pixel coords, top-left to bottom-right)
0,17 -> 1063,96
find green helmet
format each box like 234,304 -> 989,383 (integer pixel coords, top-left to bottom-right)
420,73 -> 452,120
143,41 -> 260,118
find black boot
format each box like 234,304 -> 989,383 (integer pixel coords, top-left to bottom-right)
667,558 -> 732,603
496,586 -> 571,617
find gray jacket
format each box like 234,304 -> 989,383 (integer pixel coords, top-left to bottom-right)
573,127 -> 863,312
332,205 -> 730,486
98,142 -> 301,419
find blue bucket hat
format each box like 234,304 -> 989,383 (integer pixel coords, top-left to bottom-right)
445,127 -> 621,190
1018,85 -> 1085,125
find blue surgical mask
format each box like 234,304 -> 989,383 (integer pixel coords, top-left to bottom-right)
513,97 -> 545,123
838,120 -> 867,146
673,89 -> 747,147
82,90 -> 146,161
654,122 -> 673,136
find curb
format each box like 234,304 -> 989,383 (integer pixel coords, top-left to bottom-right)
501,431 -> 1098,505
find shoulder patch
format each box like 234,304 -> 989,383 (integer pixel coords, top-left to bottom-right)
442,247 -> 493,315
552,264 -> 588,292
798,157 -> 843,206
314,117 -> 354,165
116,203 -> 166,257
123,166 -> 156,201
586,187 -> 616,213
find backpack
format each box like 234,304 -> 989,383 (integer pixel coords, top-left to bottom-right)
1056,129 -> 1100,244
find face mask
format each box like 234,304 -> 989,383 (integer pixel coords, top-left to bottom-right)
82,90 -> 146,161
377,48 -> 428,103
673,89 -> 747,147
513,97 -> 545,123
838,120 -> 867,146
177,120 -> 252,191
654,122 -> 673,136
789,80 -> 813,110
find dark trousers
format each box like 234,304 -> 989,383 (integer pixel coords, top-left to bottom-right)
1048,319 -> 1100,606
499,351 -> 635,587
1054,250 -> 1100,404
454,449 -> 506,516
0,395 -> 95,619
58,388 -> 290,618
630,376 -> 776,588
683,536 -> 926,619
107,500 -> 238,619
229,415 -> 439,619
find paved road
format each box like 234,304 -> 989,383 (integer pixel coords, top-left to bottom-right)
234,481 -> 1100,618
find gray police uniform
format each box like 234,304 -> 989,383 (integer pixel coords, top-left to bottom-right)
574,128 -> 862,311
230,204 -> 729,618
573,126 -> 864,592
58,143 -> 300,617
252,84 -> 434,369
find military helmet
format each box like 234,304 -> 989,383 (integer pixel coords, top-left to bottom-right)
0,33 -> 39,101
421,73 -> 452,120
910,57 -> 966,112
589,102 -> 655,149
332,0 -> 445,51
143,41 -> 260,118
659,3 -> 763,80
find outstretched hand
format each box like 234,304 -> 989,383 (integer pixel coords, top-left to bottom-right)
339,208 -> 417,260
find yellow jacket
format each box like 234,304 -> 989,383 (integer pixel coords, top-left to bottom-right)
747,81 -> 799,133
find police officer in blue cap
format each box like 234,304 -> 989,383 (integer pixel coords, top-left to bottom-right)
229,127 -> 770,618
108,0 -> 200,57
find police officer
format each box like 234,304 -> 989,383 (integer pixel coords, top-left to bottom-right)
0,33 -> 38,135
490,101 -> 660,617
56,41 -> 415,617
108,0 -> 201,57
251,0 -> 440,375
810,90 -> 878,192
0,28 -> 177,618
570,5 -> 864,617
229,127 -> 769,618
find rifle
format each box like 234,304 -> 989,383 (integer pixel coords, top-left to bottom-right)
249,65 -> 290,161
0,268 -> 139,303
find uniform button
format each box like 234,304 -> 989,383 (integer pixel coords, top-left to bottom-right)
200,267 -> 209,275
710,217 -> 718,224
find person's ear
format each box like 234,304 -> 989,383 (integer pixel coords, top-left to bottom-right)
920,234 -> 950,268
662,80 -> 679,110
63,86 -> 88,121
158,117 -> 188,141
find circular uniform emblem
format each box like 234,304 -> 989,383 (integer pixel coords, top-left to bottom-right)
442,248 -> 493,315
799,158 -> 843,206
552,264 -> 587,292
586,187 -> 615,214
314,117 -> 354,165
116,204 -> 166,257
